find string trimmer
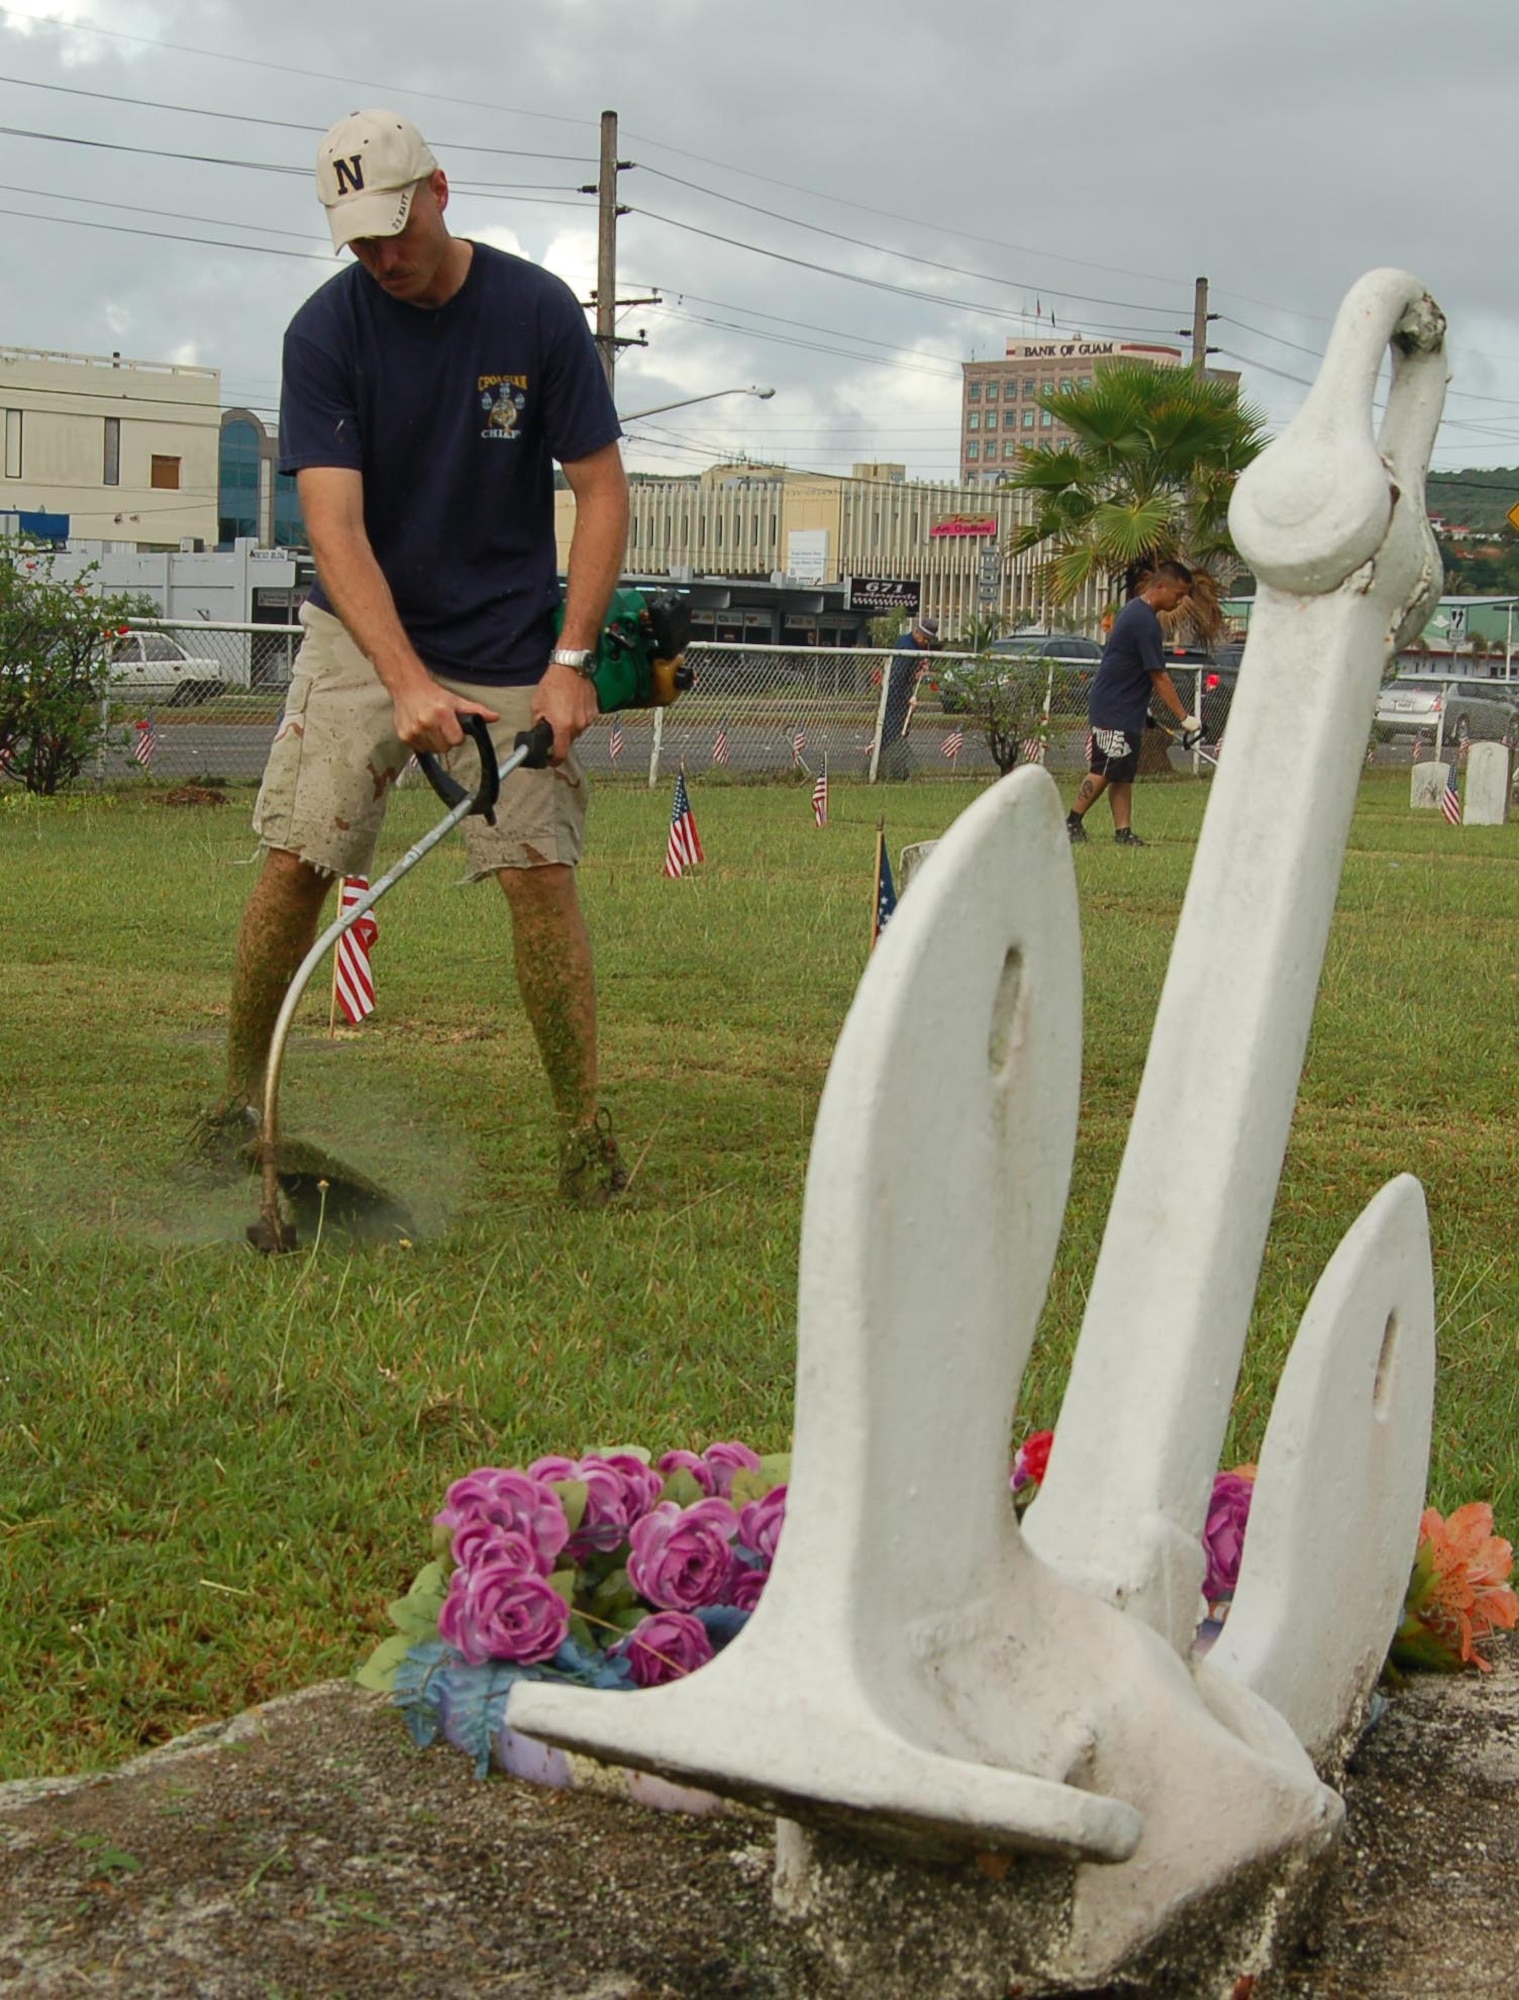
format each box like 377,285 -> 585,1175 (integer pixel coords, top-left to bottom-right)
1149,714 -> 1222,769
246,587 -> 692,1255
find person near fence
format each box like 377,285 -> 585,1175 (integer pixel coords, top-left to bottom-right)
1066,563 -> 1201,848
881,614 -> 939,780
196,108 -> 632,1206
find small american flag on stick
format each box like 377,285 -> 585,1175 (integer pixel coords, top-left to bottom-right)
1020,736 -> 1046,766
791,724 -> 806,768
334,876 -> 379,1023
812,756 -> 829,826
664,768 -> 704,878
608,718 -> 624,765
713,722 -> 730,766
132,714 -> 158,768
940,725 -> 964,762
1441,764 -> 1462,826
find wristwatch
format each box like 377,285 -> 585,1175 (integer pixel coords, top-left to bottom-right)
549,646 -> 596,679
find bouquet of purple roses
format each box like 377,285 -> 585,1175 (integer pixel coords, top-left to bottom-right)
359,1442 -> 789,1773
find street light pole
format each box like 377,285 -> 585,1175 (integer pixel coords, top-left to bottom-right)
618,386 -> 776,422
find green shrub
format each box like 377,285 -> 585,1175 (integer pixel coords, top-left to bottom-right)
0,543 -> 154,795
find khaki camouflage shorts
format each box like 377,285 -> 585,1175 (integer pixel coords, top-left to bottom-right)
253,605 -> 588,880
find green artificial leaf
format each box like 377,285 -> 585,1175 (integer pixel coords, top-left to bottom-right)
430,1519 -> 455,1563
550,1479 -> 589,1534
1401,1540 -> 1435,1615
604,1601 -> 647,1636
658,1467 -> 706,1508
588,1442 -> 651,1462
546,1567 -> 577,1607
386,1561 -> 448,1641
758,1452 -> 792,1486
587,1565 -> 637,1612
354,1631 -> 414,1692
1387,1614 -> 1465,1675
728,1470 -> 772,1508
567,1612 -> 598,1652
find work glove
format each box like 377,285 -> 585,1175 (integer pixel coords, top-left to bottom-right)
1180,713 -> 1204,750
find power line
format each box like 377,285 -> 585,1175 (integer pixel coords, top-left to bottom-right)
626,202 -> 1183,337
0,71 -> 594,162
0,178 -> 324,244
636,165 -> 1183,323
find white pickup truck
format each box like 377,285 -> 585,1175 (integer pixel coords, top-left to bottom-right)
106,631 -> 226,705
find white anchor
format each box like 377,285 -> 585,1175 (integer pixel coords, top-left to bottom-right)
509,270 -> 1448,1992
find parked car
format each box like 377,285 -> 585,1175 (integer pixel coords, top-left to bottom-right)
937,632 -> 1102,713
103,630 -> 226,705
1372,675 -> 1519,746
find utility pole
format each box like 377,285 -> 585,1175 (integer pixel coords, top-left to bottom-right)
579,110 -> 657,392
1189,276 -> 1217,377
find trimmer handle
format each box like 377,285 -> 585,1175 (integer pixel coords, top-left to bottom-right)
514,717 -> 555,768
416,714 -> 503,821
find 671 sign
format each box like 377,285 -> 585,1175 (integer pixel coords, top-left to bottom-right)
846,576 -> 920,614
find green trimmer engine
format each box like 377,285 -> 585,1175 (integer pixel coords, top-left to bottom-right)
563,585 -> 694,713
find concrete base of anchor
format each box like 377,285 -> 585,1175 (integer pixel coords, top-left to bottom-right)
770,1814 -> 1341,2000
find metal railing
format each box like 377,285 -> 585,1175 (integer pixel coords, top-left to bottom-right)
82,626 -> 1444,791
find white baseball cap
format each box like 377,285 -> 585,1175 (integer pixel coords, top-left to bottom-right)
316,110 -> 438,252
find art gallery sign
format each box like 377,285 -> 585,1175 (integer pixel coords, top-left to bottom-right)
929,514 -> 998,539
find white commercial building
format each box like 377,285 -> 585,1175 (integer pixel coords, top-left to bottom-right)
0,345 -> 220,549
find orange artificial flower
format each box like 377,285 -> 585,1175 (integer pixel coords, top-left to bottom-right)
1391,1502 -> 1517,1673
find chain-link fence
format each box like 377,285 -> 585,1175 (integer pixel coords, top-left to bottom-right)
86,625 -> 1434,790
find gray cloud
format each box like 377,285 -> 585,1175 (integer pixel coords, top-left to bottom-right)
2,0 -> 1514,481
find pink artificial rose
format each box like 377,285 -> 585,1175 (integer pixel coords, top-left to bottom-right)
449,1521 -> 549,1579
529,1454 -> 664,1554
438,1558 -> 570,1666
586,1452 -> 664,1518
527,1454 -> 579,1484
729,1564 -> 768,1613
613,1610 -> 715,1688
657,1449 -> 717,1495
435,1468 -> 569,1571
702,1442 -> 762,1495
736,1485 -> 787,1570
627,1497 -> 738,1611
1202,1468 -> 1257,1601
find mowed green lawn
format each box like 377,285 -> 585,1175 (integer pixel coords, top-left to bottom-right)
1,769 -> 1515,1778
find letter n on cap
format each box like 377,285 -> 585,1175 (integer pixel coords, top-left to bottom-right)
334,156 -> 365,195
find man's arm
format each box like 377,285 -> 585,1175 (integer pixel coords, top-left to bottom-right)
1149,668 -> 1201,733
296,465 -> 498,753
535,442 -> 629,763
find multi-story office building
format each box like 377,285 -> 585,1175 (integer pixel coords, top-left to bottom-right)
0,345 -> 220,548
961,335 -> 1192,484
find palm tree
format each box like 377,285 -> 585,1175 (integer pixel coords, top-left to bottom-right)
1004,363 -> 1268,641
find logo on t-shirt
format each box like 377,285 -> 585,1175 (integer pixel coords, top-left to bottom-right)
479,373 -> 527,440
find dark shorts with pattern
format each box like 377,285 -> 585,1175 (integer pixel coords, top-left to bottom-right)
1088,726 -> 1142,784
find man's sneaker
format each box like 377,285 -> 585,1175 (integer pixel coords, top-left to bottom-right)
189,1100 -> 260,1173
559,1108 -> 630,1209
1066,813 -> 1088,844
1113,827 -> 1146,847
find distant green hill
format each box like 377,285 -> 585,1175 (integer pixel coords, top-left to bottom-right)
1425,469 -> 1519,535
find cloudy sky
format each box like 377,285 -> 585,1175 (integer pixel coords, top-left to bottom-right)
3,0 -> 1517,485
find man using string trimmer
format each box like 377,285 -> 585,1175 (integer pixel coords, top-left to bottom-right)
196,109 -> 634,1208
1065,561 -> 1204,848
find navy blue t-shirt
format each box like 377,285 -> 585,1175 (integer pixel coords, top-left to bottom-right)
279,243 -> 621,685
1088,597 -> 1166,734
